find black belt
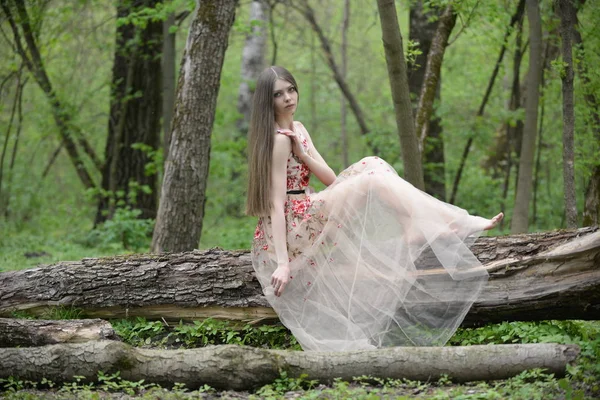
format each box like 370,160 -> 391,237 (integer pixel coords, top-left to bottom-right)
286,190 -> 305,194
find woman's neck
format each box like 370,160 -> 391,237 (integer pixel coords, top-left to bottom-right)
275,116 -> 294,131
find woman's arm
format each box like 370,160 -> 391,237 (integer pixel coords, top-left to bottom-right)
269,134 -> 292,297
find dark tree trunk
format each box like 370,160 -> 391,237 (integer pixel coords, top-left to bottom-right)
0,318 -> 118,347
151,0 -> 238,253
377,0 -> 424,190
0,341 -> 578,389
162,12 -> 176,162
95,0 -> 163,225
511,0 -> 543,234
409,2 -> 450,200
2,228 -> 599,325
556,0 -> 578,228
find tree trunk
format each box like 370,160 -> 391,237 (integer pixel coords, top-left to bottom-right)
503,17 -> 525,222
0,341 -> 579,389
162,12 -> 177,162
413,5 -> 455,153
0,318 -> 118,347
511,0 -> 543,234
340,0 -> 350,168
376,0 -> 425,190
151,0 -> 238,253
408,1 -> 446,200
95,0 -> 163,224
237,0 -> 267,135
573,19 -> 600,226
556,0 -> 578,228
2,228 -> 599,325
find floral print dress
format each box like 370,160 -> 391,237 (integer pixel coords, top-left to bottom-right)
252,121 -> 490,352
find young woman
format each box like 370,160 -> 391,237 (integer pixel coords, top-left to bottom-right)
247,66 -> 503,352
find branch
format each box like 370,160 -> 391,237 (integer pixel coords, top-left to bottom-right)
293,0 -> 369,135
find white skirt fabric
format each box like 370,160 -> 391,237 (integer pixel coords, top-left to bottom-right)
251,156 -> 489,352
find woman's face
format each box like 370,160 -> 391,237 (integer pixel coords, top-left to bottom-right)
273,78 -> 298,117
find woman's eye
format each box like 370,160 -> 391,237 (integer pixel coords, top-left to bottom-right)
289,87 -> 296,92
274,93 -> 281,97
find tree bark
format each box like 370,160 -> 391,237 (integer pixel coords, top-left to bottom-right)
340,0 -> 350,168
414,5 -> 456,153
556,0 -> 578,228
2,228 -> 599,325
511,0 -> 543,234
237,0 -> 267,135
162,11 -> 176,161
296,0 -> 369,135
376,0 -> 425,190
0,318 -> 118,347
0,341 -> 579,389
95,0 -> 163,224
574,21 -> 600,226
408,1 -> 446,199
151,0 -> 238,253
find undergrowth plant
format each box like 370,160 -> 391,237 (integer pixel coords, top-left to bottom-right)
111,317 -> 301,350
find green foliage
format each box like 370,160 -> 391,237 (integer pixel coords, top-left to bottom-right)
0,372 -> 214,399
254,371 -> 318,399
85,207 -> 154,251
111,317 -> 167,346
112,317 -> 301,350
116,0 -> 195,29
130,143 -> 164,177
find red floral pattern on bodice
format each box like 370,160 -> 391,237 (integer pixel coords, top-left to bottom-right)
276,122 -> 311,191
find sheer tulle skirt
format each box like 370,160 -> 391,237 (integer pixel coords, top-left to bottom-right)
251,156 -> 489,351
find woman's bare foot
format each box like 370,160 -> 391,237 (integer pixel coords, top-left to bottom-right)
483,212 -> 504,230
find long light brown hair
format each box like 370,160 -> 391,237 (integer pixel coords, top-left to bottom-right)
246,66 -> 299,216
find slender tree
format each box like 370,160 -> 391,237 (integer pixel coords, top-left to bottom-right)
0,0 -> 98,190
409,2 -> 454,199
511,0 -> 543,233
376,0 -> 424,190
574,21 -> 600,226
162,11 -> 176,160
237,0 -> 267,134
95,0 -> 163,225
556,0 -> 578,228
294,0 -> 369,135
450,0 -> 526,203
152,0 -> 238,253
340,0 -> 350,168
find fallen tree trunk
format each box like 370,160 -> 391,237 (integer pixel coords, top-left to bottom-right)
0,318 -> 118,347
0,341 -> 579,389
0,228 -> 598,325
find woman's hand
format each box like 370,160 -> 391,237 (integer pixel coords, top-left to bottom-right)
271,264 -> 291,297
282,132 -> 308,160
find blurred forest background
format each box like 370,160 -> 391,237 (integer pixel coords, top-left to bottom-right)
1,0 -> 598,270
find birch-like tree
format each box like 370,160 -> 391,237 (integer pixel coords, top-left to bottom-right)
511,0 -> 543,233
376,0 -> 424,190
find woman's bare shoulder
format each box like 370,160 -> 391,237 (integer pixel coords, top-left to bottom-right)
273,132 -> 292,151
